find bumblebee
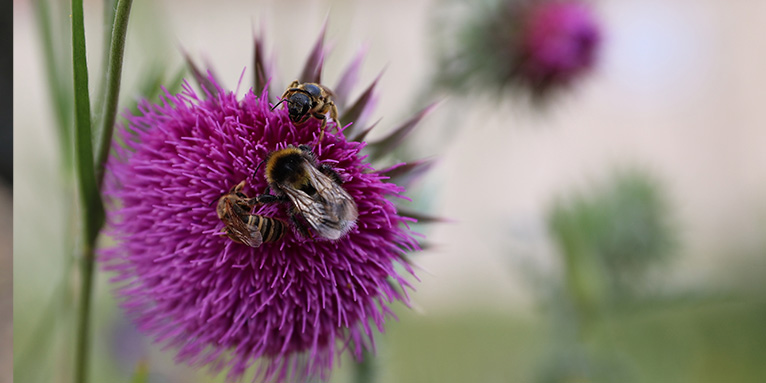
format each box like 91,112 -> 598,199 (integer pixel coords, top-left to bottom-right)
216,180 -> 287,247
272,81 -> 339,142
255,145 -> 358,240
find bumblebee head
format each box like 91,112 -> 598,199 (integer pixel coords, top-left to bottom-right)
264,146 -> 315,189
286,92 -> 312,122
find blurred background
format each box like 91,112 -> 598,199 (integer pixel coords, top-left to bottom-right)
13,0 -> 766,382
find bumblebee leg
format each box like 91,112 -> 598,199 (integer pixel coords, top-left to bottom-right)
255,194 -> 287,204
318,164 -> 344,185
288,207 -> 313,239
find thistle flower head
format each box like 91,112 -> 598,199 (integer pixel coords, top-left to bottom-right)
102,30 -> 431,382
435,0 -> 602,100
518,1 -> 601,88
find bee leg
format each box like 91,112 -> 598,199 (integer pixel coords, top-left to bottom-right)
312,113 -> 328,143
318,164 -> 344,185
328,102 -> 338,120
255,194 -> 287,204
281,80 -> 301,99
328,101 -> 339,132
288,208 -> 313,239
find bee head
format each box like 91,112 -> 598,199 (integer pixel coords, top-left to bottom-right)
286,92 -> 312,122
265,146 -> 313,189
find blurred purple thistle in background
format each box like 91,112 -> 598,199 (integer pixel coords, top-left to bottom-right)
100,29 -> 433,383
434,0 -> 602,101
518,1 -> 601,92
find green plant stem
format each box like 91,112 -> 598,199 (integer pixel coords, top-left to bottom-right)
352,351 -> 377,383
96,0 -> 134,186
74,242 -> 97,383
33,0 -> 73,172
94,0 -> 119,128
71,0 -> 105,381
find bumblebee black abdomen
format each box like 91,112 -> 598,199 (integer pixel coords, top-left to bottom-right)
247,214 -> 286,243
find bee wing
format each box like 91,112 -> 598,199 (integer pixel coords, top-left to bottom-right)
319,84 -> 336,98
226,215 -> 264,248
283,187 -> 326,230
288,166 -> 358,240
221,199 -> 263,247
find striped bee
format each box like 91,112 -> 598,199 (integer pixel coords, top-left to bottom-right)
216,180 -> 287,247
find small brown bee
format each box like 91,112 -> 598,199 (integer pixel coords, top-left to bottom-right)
272,81 -> 339,142
255,145 -> 358,240
216,180 -> 287,247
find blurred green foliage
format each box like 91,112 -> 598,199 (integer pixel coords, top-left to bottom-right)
548,169 -> 677,311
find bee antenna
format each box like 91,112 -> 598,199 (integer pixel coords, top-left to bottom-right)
271,98 -> 286,111
252,158 -> 266,180
209,192 -> 224,207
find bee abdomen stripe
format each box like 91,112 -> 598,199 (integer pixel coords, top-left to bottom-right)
249,215 -> 285,243
267,219 -> 286,242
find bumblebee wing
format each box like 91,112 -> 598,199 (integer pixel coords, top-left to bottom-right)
283,187 -> 326,230
305,166 -> 359,239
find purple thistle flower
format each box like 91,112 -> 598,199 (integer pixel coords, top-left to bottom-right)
518,1 -> 601,89
434,0 -> 601,100
101,30 -> 430,383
